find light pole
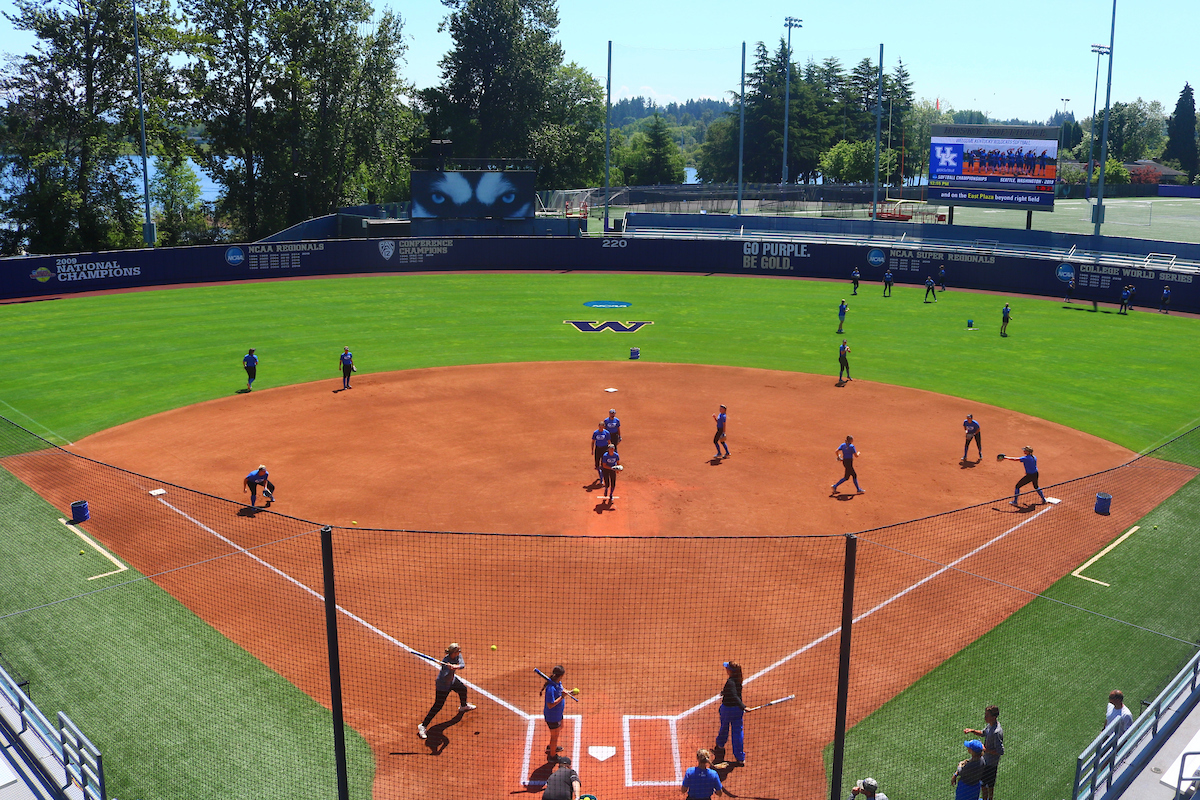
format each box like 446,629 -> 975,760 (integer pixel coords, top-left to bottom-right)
1094,0 -> 1116,236
1086,44 -> 1110,199
131,0 -> 154,246
781,15 -> 802,184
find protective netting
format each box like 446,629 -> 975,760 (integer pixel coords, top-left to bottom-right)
1,413 -> 1197,799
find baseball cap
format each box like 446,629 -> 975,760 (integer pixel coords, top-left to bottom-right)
557,756 -> 572,767
858,778 -> 878,792
964,739 -> 984,752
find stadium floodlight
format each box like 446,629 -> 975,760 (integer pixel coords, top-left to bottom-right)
1086,44 -> 1111,199
781,16 -> 802,185
1094,0 -> 1117,235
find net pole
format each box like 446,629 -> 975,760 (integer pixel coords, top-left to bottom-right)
829,533 -> 858,800
321,525 -> 350,800
737,42 -> 745,215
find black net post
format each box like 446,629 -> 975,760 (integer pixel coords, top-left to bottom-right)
830,533 -> 858,800
321,525 -> 349,800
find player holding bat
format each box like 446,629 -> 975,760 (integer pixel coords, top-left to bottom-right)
541,665 -> 570,760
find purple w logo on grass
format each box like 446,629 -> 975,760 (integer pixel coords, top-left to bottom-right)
563,320 -> 654,333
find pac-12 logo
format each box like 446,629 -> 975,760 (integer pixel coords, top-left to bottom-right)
1055,263 -> 1075,283
564,320 -> 654,333
378,240 -> 396,260
225,246 -> 245,266
867,249 -> 886,267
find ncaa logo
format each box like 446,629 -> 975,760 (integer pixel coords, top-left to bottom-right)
1055,263 -> 1076,283
378,240 -> 396,260
225,246 -> 245,266
867,249 -> 886,268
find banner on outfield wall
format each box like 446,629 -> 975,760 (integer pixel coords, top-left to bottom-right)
3,236 -> 1197,312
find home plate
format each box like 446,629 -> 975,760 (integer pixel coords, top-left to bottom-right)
589,746 -> 616,761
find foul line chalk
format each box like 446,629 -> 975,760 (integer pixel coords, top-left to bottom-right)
1072,526 -> 1139,587
58,518 -> 127,580
154,497 -> 532,720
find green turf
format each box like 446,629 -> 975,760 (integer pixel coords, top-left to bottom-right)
2,272 -> 1199,452
832,475 -> 1200,800
0,466 -> 376,799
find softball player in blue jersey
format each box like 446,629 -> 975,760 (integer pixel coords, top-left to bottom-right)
837,299 -> 848,334
339,347 -> 354,389
604,409 -> 621,446
1003,446 -> 1046,505
243,464 -> 275,506
963,415 -> 982,461
713,405 -> 730,458
831,436 -> 863,494
243,348 -> 258,391
591,422 -> 611,483
600,444 -> 621,500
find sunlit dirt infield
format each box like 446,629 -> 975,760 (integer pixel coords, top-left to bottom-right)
9,361 -> 1192,799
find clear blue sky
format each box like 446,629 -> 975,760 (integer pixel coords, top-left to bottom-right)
1,0 -> 1193,123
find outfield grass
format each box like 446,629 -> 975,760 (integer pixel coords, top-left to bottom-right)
0,466 -> 376,800
835,473 -> 1200,800
1,272 -> 1198,451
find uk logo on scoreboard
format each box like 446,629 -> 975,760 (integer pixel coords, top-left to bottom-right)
929,143 -> 964,176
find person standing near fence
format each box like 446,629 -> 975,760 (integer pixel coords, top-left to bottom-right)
242,348 -> 258,391
963,705 -> 1004,800
850,267 -> 860,295
1118,285 -> 1130,314
1065,278 -> 1075,304
712,661 -> 746,767
1105,690 -> 1133,736
883,270 -> 893,297
682,749 -> 732,799
1159,285 -> 1171,313
938,265 -> 947,291
417,643 -> 476,739
952,740 -> 986,800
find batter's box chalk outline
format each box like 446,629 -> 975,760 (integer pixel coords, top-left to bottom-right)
623,715 -> 682,786
521,714 -> 582,787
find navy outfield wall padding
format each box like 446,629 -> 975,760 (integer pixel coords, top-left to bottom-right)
3,234 -> 1199,311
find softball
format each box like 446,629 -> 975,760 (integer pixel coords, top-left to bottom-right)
571,687 -> 580,694
1154,525 -> 1158,529
79,549 -> 85,555
490,645 -> 498,651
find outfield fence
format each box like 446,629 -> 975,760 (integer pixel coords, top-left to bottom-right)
1,414 -> 1199,800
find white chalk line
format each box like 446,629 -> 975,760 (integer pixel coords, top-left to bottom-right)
155,497 -> 531,719
520,714 -> 583,787
1072,526 -> 1139,587
58,518 -> 128,580
157,492 -> 1056,787
0,400 -> 73,445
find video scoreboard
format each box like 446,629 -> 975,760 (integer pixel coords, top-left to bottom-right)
927,124 -> 1061,211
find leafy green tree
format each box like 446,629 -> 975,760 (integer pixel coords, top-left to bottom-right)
530,62 -> 605,188
1097,156 -> 1130,185
1058,162 -> 1086,184
1163,83 -> 1197,181
436,0 -> 563,158
151,157 -> 211,245
1,0 -> 186,252
903,98 -> 955,183
695,114 -> 738,183
1104,99 -> 1166,162
818,139 -> 895,184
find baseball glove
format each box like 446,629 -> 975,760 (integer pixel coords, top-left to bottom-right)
996,453 -> 1005,461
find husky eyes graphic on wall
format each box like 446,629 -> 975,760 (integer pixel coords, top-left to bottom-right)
411,171 -> 535,219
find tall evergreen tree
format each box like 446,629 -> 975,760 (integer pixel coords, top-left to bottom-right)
1163,83 -> 1197,180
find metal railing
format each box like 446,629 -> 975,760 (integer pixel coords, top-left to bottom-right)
1073,648 -> 1200,800
1172,751 -> 1200,800
0,661 -> 107,800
